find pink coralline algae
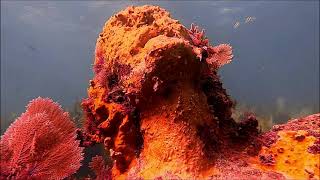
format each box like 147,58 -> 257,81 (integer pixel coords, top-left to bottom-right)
0,97 -> 83,179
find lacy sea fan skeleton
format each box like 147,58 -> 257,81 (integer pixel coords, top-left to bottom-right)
0,97 -> 83,179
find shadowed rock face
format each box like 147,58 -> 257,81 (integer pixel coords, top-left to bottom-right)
81,5 -> 320,179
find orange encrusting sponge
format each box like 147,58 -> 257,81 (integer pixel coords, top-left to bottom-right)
253,130 -> 320,180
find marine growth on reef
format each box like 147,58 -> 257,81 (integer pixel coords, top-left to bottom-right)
80,5 -> 320,179
0,5 -> 319,180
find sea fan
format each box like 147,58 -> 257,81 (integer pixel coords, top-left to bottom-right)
89,155 -> 111,180
0,97 -> 83,179
207,44 -> 234,68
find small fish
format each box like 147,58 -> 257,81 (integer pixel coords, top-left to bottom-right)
245,16 -> 256,24
26,44 -> 37,52
233,21 -> 240,29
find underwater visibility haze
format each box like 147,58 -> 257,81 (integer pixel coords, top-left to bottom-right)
1,1 -> 319,132
0,1 -> 319,179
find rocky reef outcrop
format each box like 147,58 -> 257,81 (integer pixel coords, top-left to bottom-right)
77,5 -> 320,179
0,5 -> 318,180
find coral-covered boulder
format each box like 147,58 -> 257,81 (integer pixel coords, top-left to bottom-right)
81,5 -> 320,179
82,5 -> 236,178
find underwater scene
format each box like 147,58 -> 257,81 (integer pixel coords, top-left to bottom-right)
1,1 -> 319,179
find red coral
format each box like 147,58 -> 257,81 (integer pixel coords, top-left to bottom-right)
0,97 -> 83,179
187,23 -> 209,47
187,23 -> 233,69
89,155 -> 111,180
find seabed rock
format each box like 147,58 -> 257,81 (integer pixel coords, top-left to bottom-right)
80,5 -> 320,179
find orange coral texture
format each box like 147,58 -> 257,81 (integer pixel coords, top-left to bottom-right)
252,114 -> 320,180
82,5 -> 320,179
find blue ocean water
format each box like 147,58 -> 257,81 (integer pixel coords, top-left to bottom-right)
1,1 -> 319,133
